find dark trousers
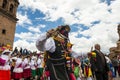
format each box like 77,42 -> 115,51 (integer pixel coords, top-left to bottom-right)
46,58 -> 69,80
95,71 -> 108,80
114,66 -> 118,77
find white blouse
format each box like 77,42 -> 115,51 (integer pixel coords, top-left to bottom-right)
36,33 -> 56,53
13,58 -> 23,73
22,58 -> 30,69
37,58 -> 43,68
0,55 -> 10,70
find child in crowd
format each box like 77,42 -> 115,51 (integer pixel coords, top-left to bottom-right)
13,54 -> 23,80
10,56 -> 17,80
30,55 -> 37,79
37,54 -> 44,80
73,57 -> 84,80
22,55 -> 31,80
83,57 -> 92,80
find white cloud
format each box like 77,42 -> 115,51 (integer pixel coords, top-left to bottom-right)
28,24 -> 46,33
14,32 -> 42,52
17,12 -> 32,26
14,0 -> 120,55
15,32 -> 38,42
109,0 -> 120,23
70,22 -> 118,54
28,27 -> 40,33
19,0 -> 120,25
13,39 -> 37,52
19,0 -> 99,23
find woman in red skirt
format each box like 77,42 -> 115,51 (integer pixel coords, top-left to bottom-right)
10,57 -> 17,80
13,54 -> 23,80
22,55 -> 31,80
0,50 -> 11,80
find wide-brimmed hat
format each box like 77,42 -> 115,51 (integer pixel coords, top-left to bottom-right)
2,49 -> 12,55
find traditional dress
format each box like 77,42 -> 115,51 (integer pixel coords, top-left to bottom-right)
83,58 -> 92,80
0,50 -> 11,80
30,56 -> 37,78
36,25 -> 75,80
13,57 -> 23,79
73,58 -> 84,80
10,57 -> 17,79
22,58 -> 31,79
37,55 -> 44,79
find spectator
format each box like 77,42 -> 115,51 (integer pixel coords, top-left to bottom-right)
13,47 -> 18,54
23,48 -> 28,55
90,44 -> 109,80
111,56 -> 119,77
20,47 -> 23,54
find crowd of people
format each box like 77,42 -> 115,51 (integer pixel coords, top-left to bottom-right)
0,25 -> 120,80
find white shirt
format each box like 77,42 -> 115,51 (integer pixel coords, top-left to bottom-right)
0,55 -> 10,70
22,58 -> 30,69
36,33 -> 56,53
37,58 -> 43,68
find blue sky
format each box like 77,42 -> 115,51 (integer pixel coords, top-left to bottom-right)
14,0 -> 120,55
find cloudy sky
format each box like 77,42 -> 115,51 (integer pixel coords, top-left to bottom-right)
14,0 -> 120,55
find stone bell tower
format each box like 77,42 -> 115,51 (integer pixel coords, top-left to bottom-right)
109,24 -> 120,59
0,0 -> 19,47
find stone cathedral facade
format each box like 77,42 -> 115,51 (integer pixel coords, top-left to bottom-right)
0,0 -> 19,47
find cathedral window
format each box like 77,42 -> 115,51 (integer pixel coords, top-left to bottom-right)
2,0 -> 7,8
9,4 -> 14,13
2,29 -> 6,34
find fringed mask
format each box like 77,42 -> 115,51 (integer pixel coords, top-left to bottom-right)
57,25 -> 70,39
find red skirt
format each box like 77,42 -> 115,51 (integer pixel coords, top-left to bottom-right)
13,72 -> 23,79
0,70 -> 11,80
23,68 -> 31,78
118,65 -> 120,74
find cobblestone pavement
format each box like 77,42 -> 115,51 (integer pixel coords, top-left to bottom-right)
113,77 -> 120,80
91,75 -> 120,80
92,77 -> 120,80
113,72 -> 120,80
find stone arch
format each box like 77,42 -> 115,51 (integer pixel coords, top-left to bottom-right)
9,4 -> 14,13
2,0 -> 7,9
